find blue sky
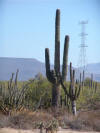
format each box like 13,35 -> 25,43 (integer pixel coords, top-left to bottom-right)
0,0 -> 100,67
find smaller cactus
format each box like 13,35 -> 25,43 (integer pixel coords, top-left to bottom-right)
80,72 -> 82,84
45,119 -> 59,133
91,73 -> 93,89
95,82 -> 98,93
0,70 -> 34,114
61,62 -> 81,115
33,119 -> 59,133
82,70 -> 85,89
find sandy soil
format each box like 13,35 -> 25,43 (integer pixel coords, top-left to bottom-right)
0,128 -> 99,133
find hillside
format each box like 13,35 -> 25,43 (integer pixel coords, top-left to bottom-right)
0,57 -> 100,81
0,57 -> 45,81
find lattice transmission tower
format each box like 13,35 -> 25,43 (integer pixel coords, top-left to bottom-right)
78,21 -> 88,72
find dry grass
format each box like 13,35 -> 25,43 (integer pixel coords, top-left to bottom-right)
0,109 -> 54,130
0,107 -> 100,132
60,109 -> 100,131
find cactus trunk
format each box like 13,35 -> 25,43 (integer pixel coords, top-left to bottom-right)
52,84 -> 60,107
71,100 -> 76,115
62,36 -> 69,81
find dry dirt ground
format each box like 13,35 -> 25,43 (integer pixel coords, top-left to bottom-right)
0,109 -> 100,133
0,128 -> 100,133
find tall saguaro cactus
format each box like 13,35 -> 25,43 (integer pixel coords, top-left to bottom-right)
45,9 -> 69,107
61,62 -> 81,115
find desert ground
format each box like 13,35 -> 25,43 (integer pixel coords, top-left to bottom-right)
0,128 -> 100,133
0,108 -> 100,133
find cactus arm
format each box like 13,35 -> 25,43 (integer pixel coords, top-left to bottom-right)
83,70 -> 85,81
9,73 -> 14,89
45,48 -> 56,84
54,9 -> 60,74
70,62 -> 72,81
62,35 -> 69,82
69,84 -> 72,98
69,64 -> 75,96
45,48 -> 50,75
8,73 -> 14,96
60,78 -> 70,97
91,73 -> 93,88
73,70 -> 75,81
14,69 -> 19,92
80,73 -> 82,83
75,86 -> 78,98
72,70 -> 75,92
76,85 -> 81,98
15,69 -> 19,86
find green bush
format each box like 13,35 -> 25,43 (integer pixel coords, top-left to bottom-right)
0,71 -> 100,114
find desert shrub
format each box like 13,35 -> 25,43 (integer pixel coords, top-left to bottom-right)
0,72 -> 52,114
25,74 -> 52,109
0,70 -> 34,114
75,80 -> 100,111
0,70 -> 100,117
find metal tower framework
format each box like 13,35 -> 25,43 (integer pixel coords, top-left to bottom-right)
79,21 -> 88,71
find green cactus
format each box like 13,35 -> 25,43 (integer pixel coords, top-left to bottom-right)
95,82 -> 98,93
45,9 -> 69,107
91,73 -> 93,89
82,70 -> 84,89
61,62 -> 81,115
80,72 -> 82,84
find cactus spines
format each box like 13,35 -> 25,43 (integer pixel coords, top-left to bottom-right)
45,9 -> 69,107
61,62 -> 81,115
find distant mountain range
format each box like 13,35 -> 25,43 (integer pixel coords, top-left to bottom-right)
0,57 -> 100,82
